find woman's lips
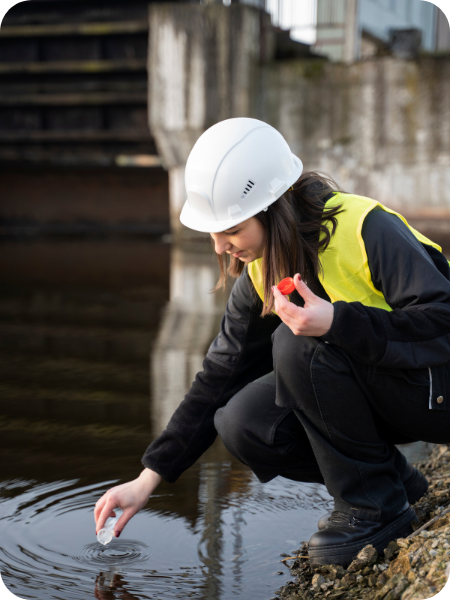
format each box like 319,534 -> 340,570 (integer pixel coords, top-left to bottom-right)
232,251 -> 243,258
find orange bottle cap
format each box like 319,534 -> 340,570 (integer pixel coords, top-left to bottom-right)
277,277 -> 295,295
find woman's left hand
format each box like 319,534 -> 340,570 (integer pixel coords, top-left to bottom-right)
272,273 -> 334,337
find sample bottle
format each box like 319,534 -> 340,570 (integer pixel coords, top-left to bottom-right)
97,515 -> 120,545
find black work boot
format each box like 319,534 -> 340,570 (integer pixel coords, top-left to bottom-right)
317,466 -> 428,530
308,504 -> 417,568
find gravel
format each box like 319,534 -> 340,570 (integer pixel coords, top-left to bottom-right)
274,443 -> 450,600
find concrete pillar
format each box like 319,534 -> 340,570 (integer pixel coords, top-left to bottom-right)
343,0 -> 358,64
313,0 -> 358,63
148,3 -> 265,238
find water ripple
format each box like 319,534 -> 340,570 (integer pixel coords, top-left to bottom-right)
0,473 -> 332,600
75,540 -> 153,568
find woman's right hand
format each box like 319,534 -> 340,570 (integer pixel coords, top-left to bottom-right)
94,468 -> 162,538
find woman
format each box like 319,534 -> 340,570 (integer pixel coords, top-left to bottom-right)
94,118 -> 450,567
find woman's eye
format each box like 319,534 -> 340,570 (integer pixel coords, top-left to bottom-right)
226,230 -> 239,236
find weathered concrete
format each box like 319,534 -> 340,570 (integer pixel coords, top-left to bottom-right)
148,3 -> 269,237
148,4 -> 450,237
255,56 -> 450,224
148,3 -> 264,169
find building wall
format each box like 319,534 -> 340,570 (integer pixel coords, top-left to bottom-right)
256,56 -> 450,229
359,0 -> 437,50
314,0 -> 441,62
313,0 -> 358,62
147,4 -> 450,237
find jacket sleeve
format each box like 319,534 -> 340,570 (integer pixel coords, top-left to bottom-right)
321,208 -> 450,369
141,268 -> 281,482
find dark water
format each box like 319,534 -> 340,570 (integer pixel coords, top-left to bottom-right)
0,238 -> 335,600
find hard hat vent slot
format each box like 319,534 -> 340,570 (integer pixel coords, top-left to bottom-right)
241,180 -> 255,200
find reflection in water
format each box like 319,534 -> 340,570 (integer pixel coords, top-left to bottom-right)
151,243 -> 228,438
152,243 -> 230,599
197,465 -> 224,600
0,237 -> 336,599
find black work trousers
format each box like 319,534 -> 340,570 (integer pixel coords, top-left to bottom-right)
214,325 -> 450,522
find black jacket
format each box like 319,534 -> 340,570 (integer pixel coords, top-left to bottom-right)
142,208 -> 450,482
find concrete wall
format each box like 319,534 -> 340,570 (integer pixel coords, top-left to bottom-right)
148,3 -> 267,235
255,57 -> 450,225
148,3 -> 450,237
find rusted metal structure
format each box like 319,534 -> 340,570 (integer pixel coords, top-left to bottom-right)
0,0 -> 158,165
0,0 -> 182,236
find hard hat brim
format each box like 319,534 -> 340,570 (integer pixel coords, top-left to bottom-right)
180,154 -> 303,233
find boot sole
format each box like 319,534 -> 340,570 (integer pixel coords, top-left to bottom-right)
309,507 -> 416,568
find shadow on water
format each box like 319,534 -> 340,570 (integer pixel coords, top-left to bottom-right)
0,237 -> 436,599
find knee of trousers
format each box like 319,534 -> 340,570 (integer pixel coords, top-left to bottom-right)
272,324 -> 321,396
214,392 -> 259,459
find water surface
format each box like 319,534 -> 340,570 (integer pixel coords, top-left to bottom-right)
0,238 -> 334,600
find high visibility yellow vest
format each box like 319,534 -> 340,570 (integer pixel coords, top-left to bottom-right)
248,193 -> 446,311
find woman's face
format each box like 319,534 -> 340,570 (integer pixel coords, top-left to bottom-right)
210,217 -> 265,263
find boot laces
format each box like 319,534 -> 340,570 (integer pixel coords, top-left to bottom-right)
326,510 -> 360,528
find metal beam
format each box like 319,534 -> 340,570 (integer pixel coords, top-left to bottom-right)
0,59 -> 147,75
0,20 -> 149,37
0,92 -> 147,105
0,130 -> 153,142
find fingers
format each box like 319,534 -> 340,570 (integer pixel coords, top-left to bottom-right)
114,507 -> 136,538
293,273 -> 316,301
272,286 -> 303,319
272,285 -> 292,311
94,496 -> 106,524
272,284 -> 310,336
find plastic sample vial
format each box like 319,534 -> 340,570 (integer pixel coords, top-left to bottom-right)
97,515 -> 120,545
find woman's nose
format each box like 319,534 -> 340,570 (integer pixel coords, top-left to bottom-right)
212,234 -> 231,255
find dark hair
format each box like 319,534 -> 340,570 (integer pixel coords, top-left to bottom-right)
213,171 -> 344,316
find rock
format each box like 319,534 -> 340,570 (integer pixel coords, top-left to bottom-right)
373,573 -> 408,600
339,573 -> 356,588
276,444 -> 450,600
384,540 -> 400,560
428,515 -> 449,531
402,579 -> 431,600
311,574 -> 325,591
347,545 -> 378,572
321,565 -> 346,580
387,554 -> 411,577
407,570 -> 416,584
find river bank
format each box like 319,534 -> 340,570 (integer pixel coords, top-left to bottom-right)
275,443 -> 450,600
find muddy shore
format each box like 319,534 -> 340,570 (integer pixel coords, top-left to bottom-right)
275,444 -> 450,600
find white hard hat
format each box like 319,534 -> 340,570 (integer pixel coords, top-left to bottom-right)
180,118 -> 303,233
